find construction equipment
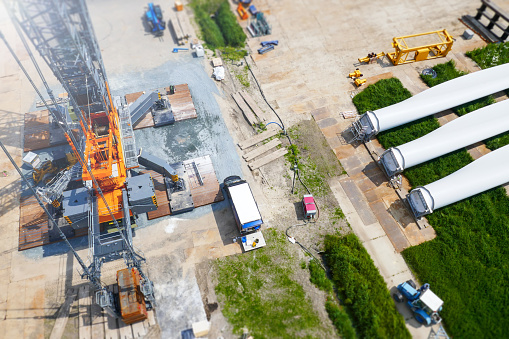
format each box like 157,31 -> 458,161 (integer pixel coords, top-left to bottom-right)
5,0 -> 155,322
358,52 -> 385,64
394,280 -> 443,326
145,3 -> 166,36
348,69 -> 363,79
237,3 -> 248,20
258,45 -> 275,54
261,40 -> 278,46
386,29 -> 453,65
354,78 -> 367,87
32,160 -> 59,184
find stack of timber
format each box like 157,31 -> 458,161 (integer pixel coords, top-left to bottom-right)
238,128 -> 288,171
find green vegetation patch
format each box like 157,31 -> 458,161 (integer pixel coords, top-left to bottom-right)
352,78 -> 412,114
215,1 -> 246,47
377,117 -> 440,149
403,187 -> 509,338
466,41 -> 509,69
325,301 -> 357,339
285,121 -> 344,197
403,149 -> 473,188
191,0 -> 246,49
485,131 -> 509,150
325,234 -> 410,339
191,0 -> 225,49
420,60 -> 467,87
214,229 -> 327,338
453,95 -> 495,116
308,259 -> 356,338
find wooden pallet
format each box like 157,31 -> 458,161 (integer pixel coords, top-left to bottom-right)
19,195 -> 50,250
165,84 -> 197,121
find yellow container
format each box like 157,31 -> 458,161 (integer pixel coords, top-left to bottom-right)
175,1 -> 183,11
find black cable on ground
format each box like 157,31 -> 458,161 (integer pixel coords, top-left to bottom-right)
286,223 -> 326,271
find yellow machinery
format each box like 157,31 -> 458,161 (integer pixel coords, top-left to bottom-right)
354,78 -> 367,87
348,69 -> 363,79
358,52 -> 385,64
33,160 -> 59,184
387,29 -> 453,65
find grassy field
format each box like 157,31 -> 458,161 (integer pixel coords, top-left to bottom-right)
325,234 -> 411,339
214,229 -> 332,338
355,75 -> 509,337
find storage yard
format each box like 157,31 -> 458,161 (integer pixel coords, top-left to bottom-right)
0,0 -> 509,338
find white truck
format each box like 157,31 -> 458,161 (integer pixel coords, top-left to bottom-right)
223,176 -> 266,250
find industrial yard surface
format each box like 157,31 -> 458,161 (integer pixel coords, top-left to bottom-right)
0,0 -> 508,338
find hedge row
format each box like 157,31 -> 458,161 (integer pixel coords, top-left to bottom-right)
215,1 -> 246,47
325,234 -> 411,339
191,0 -> 246,49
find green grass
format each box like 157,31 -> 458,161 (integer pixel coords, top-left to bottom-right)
214,229 -> 326,338
377,117 -> 440,149
325,234 -> 411,339
402,187 -> 509,338
466,41 -> 509,69
453,95 -> 496,116
404,149 -> 473,188
352,78 -> 412,114
485,132 -> 509,150
420,60 -> 467,87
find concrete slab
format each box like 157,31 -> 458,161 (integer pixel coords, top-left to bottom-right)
340,178 -> 378,226
369,201 -> 410,252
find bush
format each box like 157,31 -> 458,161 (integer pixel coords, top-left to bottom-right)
192,5 -> 225,48
215,1 -> 246,47
308,260 -> 333,293
466,41 -> 509,69
325,234 -> 411,339
325,301 -> 357,339
352,78 -> 412,114
420,60 -> 467,87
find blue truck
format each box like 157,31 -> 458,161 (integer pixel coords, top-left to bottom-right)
394,280 -> 443,326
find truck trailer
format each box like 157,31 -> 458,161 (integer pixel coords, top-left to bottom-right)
223,176 -> 266,250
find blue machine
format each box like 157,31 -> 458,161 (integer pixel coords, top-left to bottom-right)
394,280 -> 443,326
261,40 -> 278,47
257,45 -> 275,54
145,3 -> 165,36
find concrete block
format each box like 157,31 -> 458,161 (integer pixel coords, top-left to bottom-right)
462,29 -> 474,40
192,320 -> 210,337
